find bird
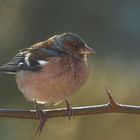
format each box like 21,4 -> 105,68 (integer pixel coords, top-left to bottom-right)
0,32 -> 95,135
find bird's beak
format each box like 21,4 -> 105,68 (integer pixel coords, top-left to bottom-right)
80,45 -> 96,55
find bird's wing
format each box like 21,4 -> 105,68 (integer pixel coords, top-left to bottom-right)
0,41 -> 64,74
0,48 -> 40,74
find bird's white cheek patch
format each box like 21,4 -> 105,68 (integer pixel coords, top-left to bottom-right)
38,60 -> 48,66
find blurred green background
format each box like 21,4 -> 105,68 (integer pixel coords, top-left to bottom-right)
0,0 -> 140,140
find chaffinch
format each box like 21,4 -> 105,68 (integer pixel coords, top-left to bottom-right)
0,32 -> 95,135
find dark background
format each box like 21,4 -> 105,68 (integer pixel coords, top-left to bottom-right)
0,0 -> 140,140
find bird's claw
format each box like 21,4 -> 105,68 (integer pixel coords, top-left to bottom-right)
65,100 -> 73,121
35,104 -> 48,136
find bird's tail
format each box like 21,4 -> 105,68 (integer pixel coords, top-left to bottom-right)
0,64 -> 17,74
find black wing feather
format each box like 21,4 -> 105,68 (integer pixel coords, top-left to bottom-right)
0,52 -> 41,74
0,46 -> 64,74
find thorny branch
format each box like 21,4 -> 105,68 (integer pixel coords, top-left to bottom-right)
0,89 -> 140,120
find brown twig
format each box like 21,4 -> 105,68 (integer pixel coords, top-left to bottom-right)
0,89 -> 140,120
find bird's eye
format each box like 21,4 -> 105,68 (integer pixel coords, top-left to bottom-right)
74,45 -> 78,48
72,45 -> 80,51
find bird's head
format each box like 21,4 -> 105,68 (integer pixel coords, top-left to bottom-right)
50,33 -> 96,58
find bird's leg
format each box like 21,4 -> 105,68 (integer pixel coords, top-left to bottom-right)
34,102 -> 48,136
65,100 -> 73,121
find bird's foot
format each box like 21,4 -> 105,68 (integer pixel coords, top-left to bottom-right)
35,104 -> 48,136
65,100 -> 73,121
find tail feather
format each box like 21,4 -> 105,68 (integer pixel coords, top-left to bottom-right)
0,64 -> 18,74
0,52 -> 25,74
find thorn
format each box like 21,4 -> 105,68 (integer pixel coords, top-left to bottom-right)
105,87 -> 117,106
